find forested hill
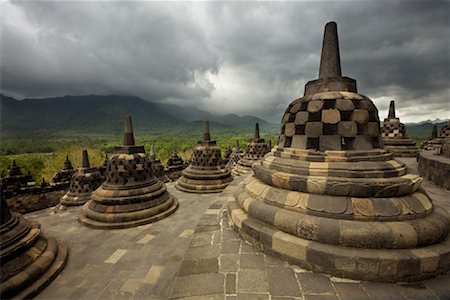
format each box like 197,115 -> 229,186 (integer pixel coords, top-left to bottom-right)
0,94 -> 277,137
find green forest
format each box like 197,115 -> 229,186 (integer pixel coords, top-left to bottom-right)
0,132 -> 279,183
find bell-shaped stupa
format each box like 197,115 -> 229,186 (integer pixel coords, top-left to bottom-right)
79,116 -> 178,229
421,121 -> 450,150
176,121 -> 233,193
52,155 -> 75,184
0,160 -> 33,192
60,150 -> 103,206
380,100 -> 419,157
149,145 -> 169,183
232,123 -> 270,176
165,152 -> 187,181
228,22 -> 450,282
0,191 -> 68,299
226,140 -> 244,169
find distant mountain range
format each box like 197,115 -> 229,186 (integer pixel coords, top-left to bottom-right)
0,94 -> 277,137
1,93 -> 447,141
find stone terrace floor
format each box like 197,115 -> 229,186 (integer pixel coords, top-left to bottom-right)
30,157 -> 450,300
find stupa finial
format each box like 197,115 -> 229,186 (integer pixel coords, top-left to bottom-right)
124,116 -> 135,146
235,140 -> 240,151
319,21 -> 342,79
82,149 -> 90,168
254,123 -> 260,139
203,120 -> 211,141
388,100 -> 396,119
432,124 -> 438,139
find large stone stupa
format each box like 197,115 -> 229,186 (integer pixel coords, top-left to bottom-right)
232,123 -> 270,176
380,100 -> 418,157
228,22 -> 450,282
60,149 -> 103,206
79,116 -> 178,229
0,191 -> 68,299
175,121 -> 233,193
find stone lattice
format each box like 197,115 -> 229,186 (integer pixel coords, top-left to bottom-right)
0,194 -> 68,299
175,121 -> 233,193
380,100 -> 419,157
227,22 -> 450,282
226,140 -> 244,169
233,123 -> 270,176
149,145 -> 169,183
79,116 -> 178,229
51,156 -> 75,184
165,152 -> 187,181
60,150 -> 103,206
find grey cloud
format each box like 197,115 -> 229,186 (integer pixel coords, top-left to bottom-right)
1,0 -> 448,123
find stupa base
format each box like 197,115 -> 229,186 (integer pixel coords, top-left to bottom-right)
1,231 -> 68,299
232,164 -> 252,176
382,139 -> 419,157
227,177 -> 450,282
60,192 -> 91,206
175,178 -> 232,193
79,197 -> 179,229
419,151 -> 450,190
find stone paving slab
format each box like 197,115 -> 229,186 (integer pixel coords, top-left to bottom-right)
23,159 -> 450,299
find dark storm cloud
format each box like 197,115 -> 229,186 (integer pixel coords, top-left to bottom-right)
1,0 -> 449,122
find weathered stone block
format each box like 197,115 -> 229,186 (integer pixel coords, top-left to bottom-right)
307,100 -> 324,113
322,109 -> 341,124
319,135 -> 342,151
291,136 -> 308,149
335,99 -> 355,111
295,111 -> 309,125
353,135 -> 373,150
284,123 -> 295,137
350,109 -> 369,124
338,121 -> 357,137
305,122 -> 323,138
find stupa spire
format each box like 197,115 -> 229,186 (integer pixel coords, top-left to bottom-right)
254,123 -> 260,139
319,21 -> 342,79
82,149 -> 90,168
150,145 -> 156,158
203,120 -> 211,141
432,124 -> 438,139
235,140 -> 240,152
388,100 -> 396,119
123,116 -> 135,146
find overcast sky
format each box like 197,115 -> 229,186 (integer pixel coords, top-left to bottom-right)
1,0 -> 449,123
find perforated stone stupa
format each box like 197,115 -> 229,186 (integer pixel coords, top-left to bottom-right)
79,116 -> 178,229
149,145 -> 169,183
0,192 -> 68,299
176,121 -> 233,193
232,123 -> 270,176
0,160 -> 33,192
228,22 -> 450,282
226,140 -> 244,169
60,149 -> 103,206
165,152 -> 186,181
380,100 -> 419,157
422,121 -> 450,150
51,155 -> 75,184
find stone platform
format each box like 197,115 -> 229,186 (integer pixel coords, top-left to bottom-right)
24,159 -> 450,299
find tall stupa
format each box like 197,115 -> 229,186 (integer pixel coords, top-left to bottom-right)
228,22 -> 450,282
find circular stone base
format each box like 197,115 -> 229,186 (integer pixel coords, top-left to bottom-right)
60,192 -> 91,206
418,151 -> 450,190
175,166 -> 233,193
227,179 -> 450,282
1,233 -> 68,299
78,198 -> 179,229
232,164 -> 252,176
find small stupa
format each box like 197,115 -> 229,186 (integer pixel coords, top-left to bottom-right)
0,160 -> 34,191
228,22 -> 450,282
221,147 -> 233,167
232,123 -> 270,176
421,121 -> 450,150
60,149 -> 103,206
176,120 -> 233,193
226,140 -> 244,169
380,100 -> 419,157
0,191 -> 68,298
165,152 -> 187,181
79,116 -> 178,229
51,155 -> 75,184
149,145 -> 169,183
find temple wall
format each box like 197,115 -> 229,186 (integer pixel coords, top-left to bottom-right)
418,151 -> 450,191
5,185 -> 68,214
